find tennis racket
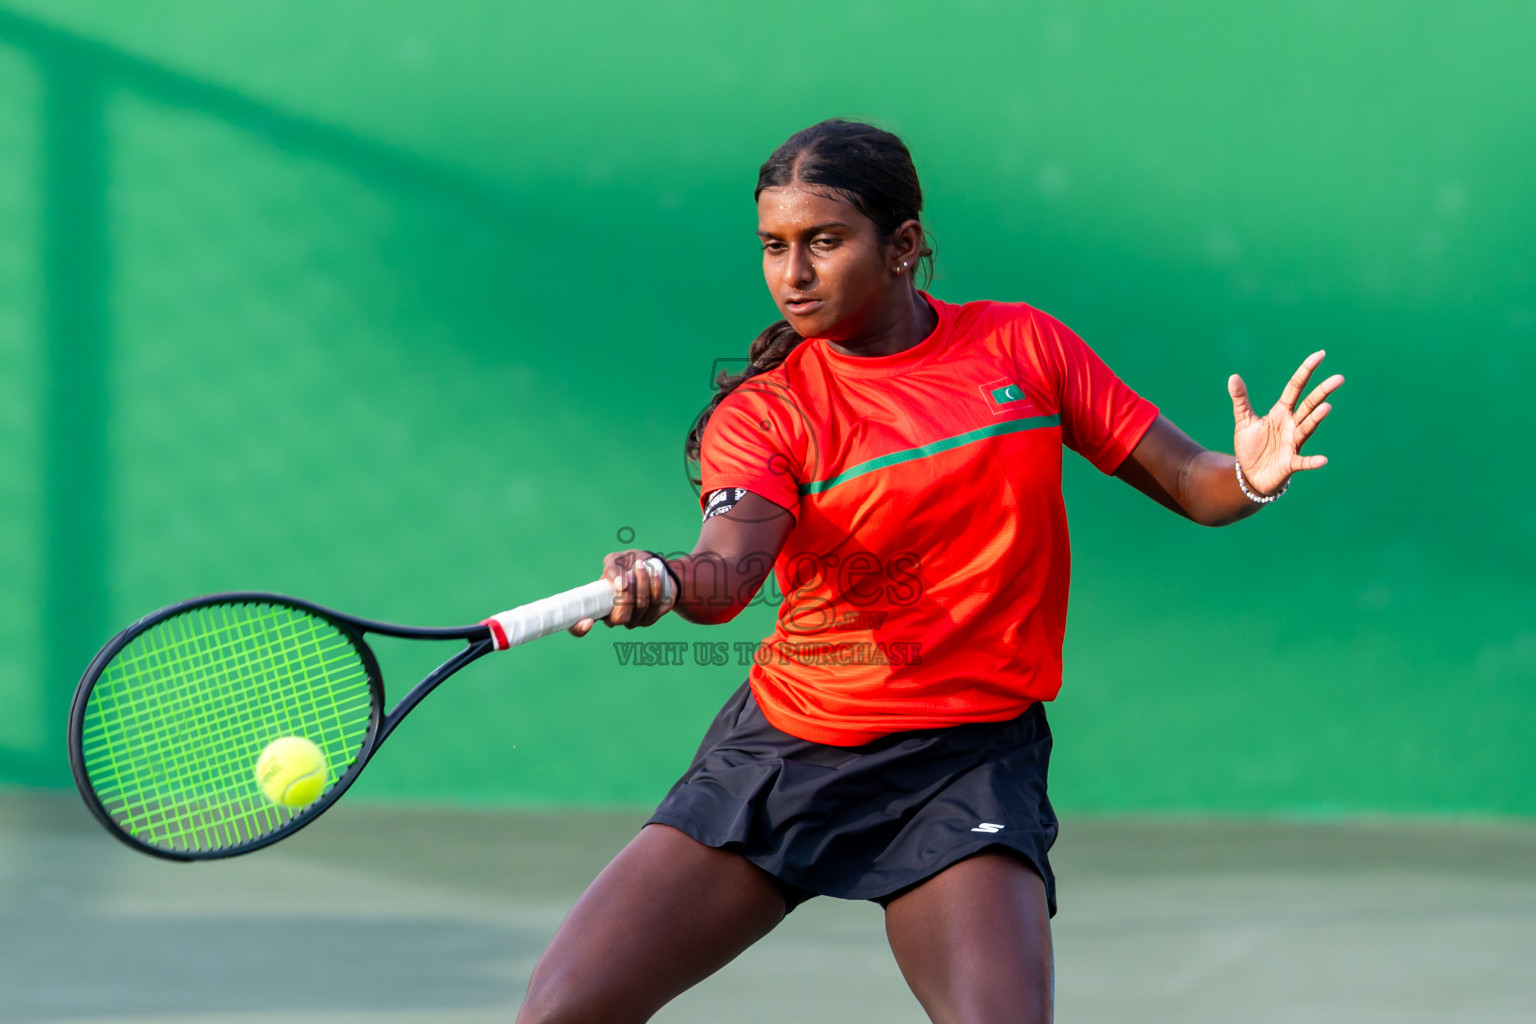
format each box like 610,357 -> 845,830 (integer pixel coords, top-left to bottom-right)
67,559 -> 672,862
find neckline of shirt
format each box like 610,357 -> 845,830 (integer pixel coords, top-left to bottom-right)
812,293 -> 951,378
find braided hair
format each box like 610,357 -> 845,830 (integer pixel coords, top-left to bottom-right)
684,119 -> 933,476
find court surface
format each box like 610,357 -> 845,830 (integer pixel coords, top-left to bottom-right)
3,788 -> 1533,1023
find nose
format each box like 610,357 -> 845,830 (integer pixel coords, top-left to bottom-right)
782,243 -> 814,289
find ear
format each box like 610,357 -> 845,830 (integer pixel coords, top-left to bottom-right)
888,218 -> 925,274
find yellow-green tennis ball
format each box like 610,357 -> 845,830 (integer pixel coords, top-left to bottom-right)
255,736 -> 328,807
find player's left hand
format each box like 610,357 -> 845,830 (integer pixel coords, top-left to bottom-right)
1228,350 -> 1344,497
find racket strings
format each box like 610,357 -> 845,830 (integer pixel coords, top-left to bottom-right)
78,603 -> 376,854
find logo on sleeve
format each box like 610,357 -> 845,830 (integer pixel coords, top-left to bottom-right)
978,379 -> 1039,416
703,487 -> 748,521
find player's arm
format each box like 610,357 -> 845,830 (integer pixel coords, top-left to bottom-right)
669,491 -> 795,625
570,491 -> 794,633
1113,416 -> 1260,526
1114,351 -> 1343,527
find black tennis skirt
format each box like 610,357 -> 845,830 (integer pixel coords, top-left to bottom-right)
647,681 -> 1059,915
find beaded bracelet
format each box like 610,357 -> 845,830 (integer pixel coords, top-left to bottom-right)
1235,460 -> 1289,504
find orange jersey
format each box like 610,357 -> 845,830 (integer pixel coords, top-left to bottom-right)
700,296 -> 1158,746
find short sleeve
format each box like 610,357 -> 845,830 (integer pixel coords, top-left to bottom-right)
699,383 -> 803,518
1028,310 -> 1159,475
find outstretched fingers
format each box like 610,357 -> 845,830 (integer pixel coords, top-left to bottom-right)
1277,350 -> 1327,412
1293,397 -> 1335,449
1291,452 -> 1329,472
1293,372 -> 1345,425
1228,374 -> 1257,428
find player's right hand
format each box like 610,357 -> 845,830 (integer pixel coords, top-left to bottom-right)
569,550 -> 676,636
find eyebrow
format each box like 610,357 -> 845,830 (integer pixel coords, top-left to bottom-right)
756,221 -> 852,239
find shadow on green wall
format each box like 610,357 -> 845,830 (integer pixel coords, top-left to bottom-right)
0,9 -> 563,783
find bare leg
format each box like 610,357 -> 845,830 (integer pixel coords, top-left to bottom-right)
516,823 -> 788,1024
884,852 -> 1054,1024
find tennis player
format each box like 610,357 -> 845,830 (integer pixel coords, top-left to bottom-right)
517,119 -> 1342,1024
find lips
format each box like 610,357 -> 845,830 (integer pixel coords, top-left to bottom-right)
784,296 -> 823,315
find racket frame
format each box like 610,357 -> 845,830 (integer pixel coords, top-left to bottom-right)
67,591 -> 495,862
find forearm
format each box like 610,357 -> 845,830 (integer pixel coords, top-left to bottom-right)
667,548 -> 776,625
1174,449 -> 1265,527
1115,415 -> 1270,528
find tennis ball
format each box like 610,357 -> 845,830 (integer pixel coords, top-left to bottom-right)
255,736 -> 329,807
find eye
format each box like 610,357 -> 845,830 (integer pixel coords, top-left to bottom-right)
811,235 -> 840,251
760,239 -> 787,253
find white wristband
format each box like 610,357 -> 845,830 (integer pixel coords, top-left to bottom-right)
1235,460 -> 1288,504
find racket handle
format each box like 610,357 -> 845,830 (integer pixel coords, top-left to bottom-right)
481,557 -> 675,651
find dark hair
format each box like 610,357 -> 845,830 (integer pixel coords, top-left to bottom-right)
684,120 -> 933,475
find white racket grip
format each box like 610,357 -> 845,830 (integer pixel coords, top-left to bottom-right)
481,557 -> 676,651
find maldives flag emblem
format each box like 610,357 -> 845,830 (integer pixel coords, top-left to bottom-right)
991,384 -> 1027,405
980,379 -> 1039,415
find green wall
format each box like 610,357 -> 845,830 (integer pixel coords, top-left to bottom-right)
0,1 -> 1531,815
